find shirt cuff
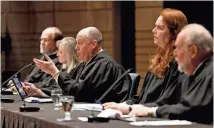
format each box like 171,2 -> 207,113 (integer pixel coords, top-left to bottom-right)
151,107 -> 158,117
41,91 -> 49,97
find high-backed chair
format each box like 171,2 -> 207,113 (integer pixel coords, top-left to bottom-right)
128,73 -> 141,99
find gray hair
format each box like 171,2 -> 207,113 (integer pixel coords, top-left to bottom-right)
181,23 -> 213,54
77,27 -> 103,44
59,37 -> 79,73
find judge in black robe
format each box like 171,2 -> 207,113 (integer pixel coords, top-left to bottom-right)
155,55 -> 213,124
104,8 -> 188,110
23,27 -> 63,96
58,50 -> 131,103
127,59 -> 181,106
128,24 -> 213,124
32,27 -> 131,103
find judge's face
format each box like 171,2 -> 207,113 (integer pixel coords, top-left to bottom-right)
76,35 -> 94,62
57,44 -> 67,64
40,30 -> 56,54
152,16 -> 171,49
173,33 -> 192,75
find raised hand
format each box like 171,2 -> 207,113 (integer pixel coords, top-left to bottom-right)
33,54 -> 59,76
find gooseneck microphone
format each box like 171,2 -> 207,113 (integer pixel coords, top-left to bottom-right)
96,68 -> 133,103
2,69 -> 42,93
2,70 -> 61,94
1,63 -> 34,103
1,63 -> 34,87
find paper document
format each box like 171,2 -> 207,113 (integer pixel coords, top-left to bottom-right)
130,120 -> 192,126
24,97 -> 53,103
97,109 -> 122,118
97,109 -> 137,122
72,104 -> 103,112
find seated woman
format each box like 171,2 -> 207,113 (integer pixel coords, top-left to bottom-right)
23,37 -> 79,97
103,8 -> 188,114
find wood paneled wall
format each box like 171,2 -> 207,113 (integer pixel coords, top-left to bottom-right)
1,1 -> 164,93
135,1 -> 163,94
1,1 -> 113,80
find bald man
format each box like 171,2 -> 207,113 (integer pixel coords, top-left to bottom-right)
24,27 -> 63,96
33,27 -> 131,103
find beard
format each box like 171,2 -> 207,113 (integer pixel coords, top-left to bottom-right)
178,62 -> 189,75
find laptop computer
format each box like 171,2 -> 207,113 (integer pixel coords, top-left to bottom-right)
12,75 -> 52,103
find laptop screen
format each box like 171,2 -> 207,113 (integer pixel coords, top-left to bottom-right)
12,75 -> 28,99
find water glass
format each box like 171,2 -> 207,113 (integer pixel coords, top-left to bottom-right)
57,96 -> 74,121
51,89 -> 62,110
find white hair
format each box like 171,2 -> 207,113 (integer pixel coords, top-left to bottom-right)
181,23 -> 213,54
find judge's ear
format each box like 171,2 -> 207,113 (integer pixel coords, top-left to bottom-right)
190,44 -> 199,59
92,40 -> 98,48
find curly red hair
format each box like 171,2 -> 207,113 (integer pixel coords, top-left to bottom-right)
148,8 -> 188,78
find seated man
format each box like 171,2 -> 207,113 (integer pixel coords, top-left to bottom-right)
32,27 -> 132,103
125,24 -> 213,124
23,27 -> 63,96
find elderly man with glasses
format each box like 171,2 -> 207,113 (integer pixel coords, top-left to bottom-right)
22,27 -> 63,97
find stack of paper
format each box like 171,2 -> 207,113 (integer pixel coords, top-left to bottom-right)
72,104 -> 103,112
24,97 -> 53,103
97,109 -> 122,118
130,120 -> 192,126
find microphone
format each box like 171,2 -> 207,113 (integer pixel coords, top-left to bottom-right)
3,66 -> 41,90
96,68 -> 133,103
1,63 -> 34,102
1,62 -> 34,87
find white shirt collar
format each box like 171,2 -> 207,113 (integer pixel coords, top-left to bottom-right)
85,49 -> 103,66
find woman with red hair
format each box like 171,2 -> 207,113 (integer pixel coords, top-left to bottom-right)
104,8 -> 188,112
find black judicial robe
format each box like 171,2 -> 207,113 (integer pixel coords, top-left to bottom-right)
156,55 -> 213,124
25,51 -> 61,96
127,59 -> 181,106
57,51 -> 132,103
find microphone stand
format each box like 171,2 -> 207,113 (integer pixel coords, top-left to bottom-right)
1,63 -> 34,95
96,68 -> 133,103
1,63 -> 34,87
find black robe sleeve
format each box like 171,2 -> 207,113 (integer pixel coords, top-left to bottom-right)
156,57 -> 213,124
126,60 -> 180,106
58,60 -> 131,103
143,60 -> 181,107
